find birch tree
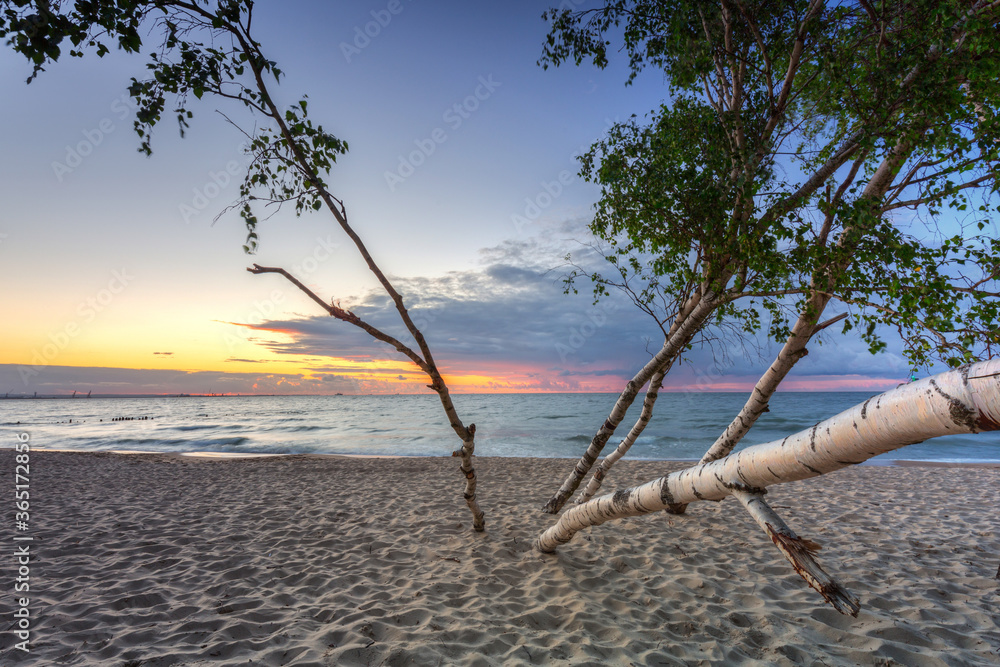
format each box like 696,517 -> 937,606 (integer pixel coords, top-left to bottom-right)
0,0 -> 486,531
540,0 -> 1000,512
535,359 -> 1000,614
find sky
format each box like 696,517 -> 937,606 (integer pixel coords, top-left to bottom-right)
0,0 -> 925,395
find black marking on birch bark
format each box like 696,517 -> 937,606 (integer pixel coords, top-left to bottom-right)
611,489 -> 632,512
929,378 -> 981,431
860,398 -> 871,419
836,460 -> 863,466
737,467 -> 752,486
692,485 -> 706,500
781,436 -> 789,448
809,425 -> 818,452
959,363 -> 971,387
767,466 -> 781,479
801,462 -> 822,474
658,478 -> 676,506
724,481 -> 767,495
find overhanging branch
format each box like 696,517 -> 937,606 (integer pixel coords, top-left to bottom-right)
247,264 -> 429,373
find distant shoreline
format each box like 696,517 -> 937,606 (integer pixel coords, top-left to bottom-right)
0,393 -> 277,399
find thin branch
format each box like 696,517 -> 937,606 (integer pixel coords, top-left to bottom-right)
246,264 -> 430,373
811,312 -> 849,334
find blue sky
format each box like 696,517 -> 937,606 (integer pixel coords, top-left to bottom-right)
0,0 -> 927,395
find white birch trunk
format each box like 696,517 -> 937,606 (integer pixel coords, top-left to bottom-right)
542,292 -> 719,514
576,369 -> 667,504
536,360 -> 1000,553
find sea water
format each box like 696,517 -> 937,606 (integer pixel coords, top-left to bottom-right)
2,392 -> 998,462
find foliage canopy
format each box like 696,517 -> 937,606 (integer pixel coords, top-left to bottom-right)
545,0 -> 1000,368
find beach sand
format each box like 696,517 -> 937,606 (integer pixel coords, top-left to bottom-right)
2,450 -> 999,666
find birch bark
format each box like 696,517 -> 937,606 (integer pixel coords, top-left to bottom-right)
536,359 -> 1000,552
698,294 -> 832,466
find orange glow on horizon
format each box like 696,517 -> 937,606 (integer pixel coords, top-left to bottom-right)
2,311 -> 907,395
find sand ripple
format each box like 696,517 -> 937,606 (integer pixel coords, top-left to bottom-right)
1,452 -> 998,665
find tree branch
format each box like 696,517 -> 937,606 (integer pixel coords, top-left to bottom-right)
246,264 -> 429,373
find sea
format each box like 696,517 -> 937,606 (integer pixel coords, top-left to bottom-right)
2,392 -> 998,463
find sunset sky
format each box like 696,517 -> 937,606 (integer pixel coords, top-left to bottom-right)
1,0 -> 927,395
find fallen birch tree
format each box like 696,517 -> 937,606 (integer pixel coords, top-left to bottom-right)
535,359 -> 1000,614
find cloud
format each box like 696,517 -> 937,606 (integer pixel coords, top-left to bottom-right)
6,222 -> 941,395
220,225 -> 927,393
226,232 -> 661,391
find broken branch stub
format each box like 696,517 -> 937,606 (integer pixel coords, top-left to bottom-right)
731,486 -> 860,616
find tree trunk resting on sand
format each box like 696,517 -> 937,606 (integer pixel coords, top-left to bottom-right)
452,423 -> 485,531
535,360 -> 1000,613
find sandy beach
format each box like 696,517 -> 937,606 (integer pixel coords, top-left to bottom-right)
2,450 -> 999,666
